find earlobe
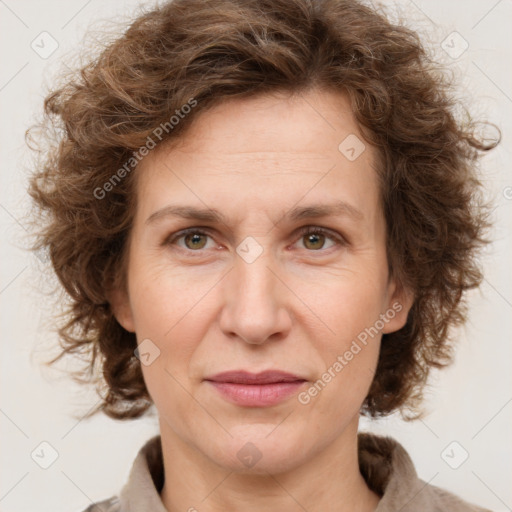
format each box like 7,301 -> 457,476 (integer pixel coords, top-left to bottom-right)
382,281 -> 414,334
108,285 -> 136,333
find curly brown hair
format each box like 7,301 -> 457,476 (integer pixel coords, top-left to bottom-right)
26,0 -> 499,420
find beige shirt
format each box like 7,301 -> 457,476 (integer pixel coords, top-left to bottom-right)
82,433 -> 491,512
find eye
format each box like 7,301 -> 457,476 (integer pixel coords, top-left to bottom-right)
294,226 -> 345,251
165,228 -> 217,251
164,226 -> 346,254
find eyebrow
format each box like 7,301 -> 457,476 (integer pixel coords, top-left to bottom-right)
145,200 -> 364,226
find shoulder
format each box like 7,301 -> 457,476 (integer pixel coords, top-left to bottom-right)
424,483 -> 493,512
76,435 -> 163,512
358,433 -> 493,512
79,496 -> 120,512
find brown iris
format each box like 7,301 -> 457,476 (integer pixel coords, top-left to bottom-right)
302,232 -> 325,250
184,233 -> 208,250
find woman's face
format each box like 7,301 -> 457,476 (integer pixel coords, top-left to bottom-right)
112,88 -> 411,474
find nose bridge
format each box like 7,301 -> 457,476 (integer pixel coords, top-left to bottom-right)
235,249 -> 275,305
219,244 -> 291,344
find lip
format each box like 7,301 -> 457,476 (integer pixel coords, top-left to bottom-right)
204,370 -> 307,407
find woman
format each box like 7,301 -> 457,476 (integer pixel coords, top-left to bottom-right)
26,0 -> 499,510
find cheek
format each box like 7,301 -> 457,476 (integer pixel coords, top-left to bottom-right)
297,288 -> 382,421
128,257 -> 224,396
295,263 -> 389,347
134,301 -> 206,429
292,266 -> 387,409
127,249 -> 219,334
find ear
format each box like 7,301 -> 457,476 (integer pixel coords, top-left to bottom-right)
382,278 -> 414,334
108,283 -> 136,333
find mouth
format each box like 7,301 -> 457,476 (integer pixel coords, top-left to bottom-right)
204,370 -> 307,407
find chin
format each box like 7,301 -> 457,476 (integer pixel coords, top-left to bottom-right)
206,423 -> 309,475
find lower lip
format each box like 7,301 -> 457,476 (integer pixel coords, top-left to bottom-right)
207,381 -> 306,407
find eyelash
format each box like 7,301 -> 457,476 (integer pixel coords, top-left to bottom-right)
164,226 -> 346,255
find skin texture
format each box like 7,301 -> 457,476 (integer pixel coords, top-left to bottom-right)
111,88 -> 413,512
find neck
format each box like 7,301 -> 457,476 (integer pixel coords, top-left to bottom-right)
159,418 -> 380,512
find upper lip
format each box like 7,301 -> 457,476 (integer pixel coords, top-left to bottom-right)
204,370 -> 306,385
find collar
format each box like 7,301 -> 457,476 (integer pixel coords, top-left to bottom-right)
113,432 -> 488,512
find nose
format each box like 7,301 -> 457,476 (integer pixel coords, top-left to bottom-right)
218,249 -> 292,345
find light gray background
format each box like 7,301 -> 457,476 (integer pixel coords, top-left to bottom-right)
1,1 -> 511,511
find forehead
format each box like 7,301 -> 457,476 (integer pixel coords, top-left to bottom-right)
134,88 -> 380,225
157,88 -> 365,156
